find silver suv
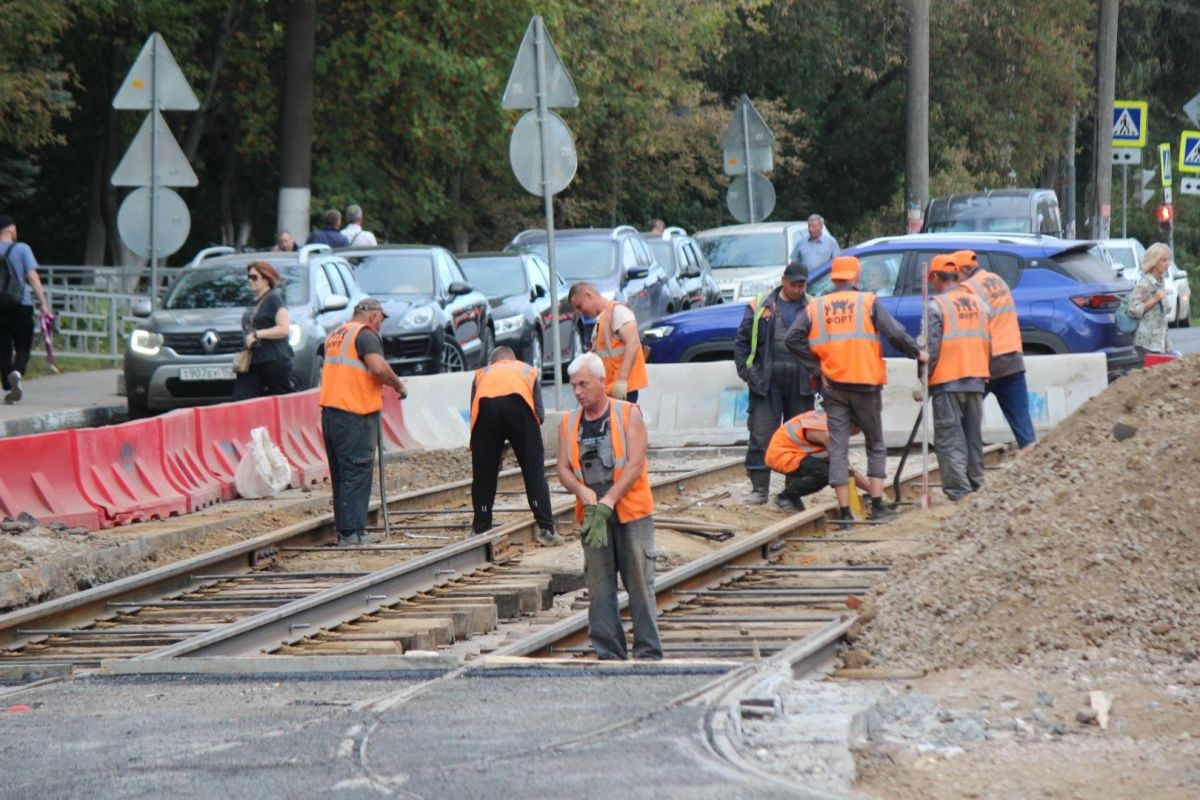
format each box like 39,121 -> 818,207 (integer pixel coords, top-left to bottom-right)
123,244 -> 366,417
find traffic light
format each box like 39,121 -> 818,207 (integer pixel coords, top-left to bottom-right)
1157,203 -> 1174,233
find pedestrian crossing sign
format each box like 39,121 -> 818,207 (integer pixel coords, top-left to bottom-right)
1178,131 -> 1200,174
1112,100 -> 1147,148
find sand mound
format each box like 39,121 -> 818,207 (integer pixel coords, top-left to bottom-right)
860,354 -> 1200,670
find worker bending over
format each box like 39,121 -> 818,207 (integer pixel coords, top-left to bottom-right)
568,282 -> 648,402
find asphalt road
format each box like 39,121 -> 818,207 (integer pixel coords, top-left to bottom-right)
1169,325 -> 1200,353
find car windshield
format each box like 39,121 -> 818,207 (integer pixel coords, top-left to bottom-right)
925,217 -> 1030,234
519,239 -> 616,280
645,241 -> 678,271
165,264 -> 308,309
697,234 -> 786,270
348,254 -> 435,295
459,257 -> 527,297
1105,245 -> 1138,271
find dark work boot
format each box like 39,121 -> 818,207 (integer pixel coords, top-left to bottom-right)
746,471 -> 770,505
773,494 -> 800,514
836,507 -> 855,530
870,496 -> 898,521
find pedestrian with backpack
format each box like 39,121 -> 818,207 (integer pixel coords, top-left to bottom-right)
0,214 -> 50,404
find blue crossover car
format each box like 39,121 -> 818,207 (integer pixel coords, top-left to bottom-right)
643,233 -> 1141,380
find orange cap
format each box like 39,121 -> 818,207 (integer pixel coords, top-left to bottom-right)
830,255 -> 861,282
953,250 -> 979,270
928,253 -> 959,279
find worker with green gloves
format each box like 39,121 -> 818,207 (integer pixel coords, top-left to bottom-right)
557,352 -> 662,661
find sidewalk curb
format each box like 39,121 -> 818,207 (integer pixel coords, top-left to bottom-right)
0,403 -> 127,438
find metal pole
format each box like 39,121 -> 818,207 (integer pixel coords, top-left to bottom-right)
1121,162 -> 1128,238
535,17 -> 565,410
741,101 -> 756,223
376,421 -> 391,540
1065,113 -> 1077,238
149,34 -> 160,310
919,270 -> 931,509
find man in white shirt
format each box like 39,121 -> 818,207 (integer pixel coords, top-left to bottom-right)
341,204 -> 378,247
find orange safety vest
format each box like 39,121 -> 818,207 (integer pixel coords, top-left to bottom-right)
962,270 -> 1022,356
319,321 -> 383,414
470,360 -> 539,429
561,399 -> 654,524
593,301 -> 648,395
765,410 -> 829,475
807,290 -> 886,385
929,289 -> 991,386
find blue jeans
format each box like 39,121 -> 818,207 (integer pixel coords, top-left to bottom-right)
986,371 -> 1036,449
321,407 -> 379,538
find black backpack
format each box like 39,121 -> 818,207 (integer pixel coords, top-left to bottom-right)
0,246 -> 22,308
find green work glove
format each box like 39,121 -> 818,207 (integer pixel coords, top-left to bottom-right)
584,503 -> 613,549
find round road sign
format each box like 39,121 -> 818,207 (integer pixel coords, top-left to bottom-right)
117,186 -> 191,259
509,110 -> 578,196
726,173 -> 776,224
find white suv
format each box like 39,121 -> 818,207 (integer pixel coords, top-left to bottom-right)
694,221 -> 809,303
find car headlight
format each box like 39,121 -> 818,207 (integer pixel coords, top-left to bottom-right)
403,306 -> 434,327
642,325 -> 675,340
130,329 -> 163,355
737,278 -> 775,300
494,315 -> 524,335
288,324 -> 303,347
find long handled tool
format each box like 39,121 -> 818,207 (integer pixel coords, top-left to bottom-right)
376,420 -> 391,540
918,263 -> 932,509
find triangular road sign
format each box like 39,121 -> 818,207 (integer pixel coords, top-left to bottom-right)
721,95 -> 775,151
110,111 -> 198,187
502,16 -> 579,110
1113,109 -> 1138,138
113,33 -> 199,111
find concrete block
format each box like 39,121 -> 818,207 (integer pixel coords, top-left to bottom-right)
399,372 -> 473,450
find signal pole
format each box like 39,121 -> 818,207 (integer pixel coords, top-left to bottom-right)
1091,0 -> 1118,238
905,0 -> 929,233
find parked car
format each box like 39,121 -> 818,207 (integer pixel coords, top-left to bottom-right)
642,227 -> 721,311
506,227 -> 669,338
645,233 -> 1141,381
341,245 -> 492,374
693,221 -> 808,303
457,251 -> 584,378
1105,238 -> 1190,327
124,244 -> 365,417
922,189 -> 1064,237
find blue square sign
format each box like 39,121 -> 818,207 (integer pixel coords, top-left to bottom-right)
1112,101 -> 1147,148
1179,131 -> 1200,174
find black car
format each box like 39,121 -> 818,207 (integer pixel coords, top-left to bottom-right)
457,251 -> 583,379
505,226 -> 670,341
643,227 -> 722,311
342,245 -> 492,374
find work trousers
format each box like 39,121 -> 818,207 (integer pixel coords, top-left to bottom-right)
321,406 -> 378,538
823,383 -> 886,487
232,358 -> 295,401
781,454 -> 831,501
470,394 -> 555,534
745,360 -> 815,474
0,305 -> 34,389
931,390 -> 985,500
986,371 -> 1036,449
583,515 -> 662,660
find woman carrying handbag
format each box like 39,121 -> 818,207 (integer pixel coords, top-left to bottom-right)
232,261 -> 295,400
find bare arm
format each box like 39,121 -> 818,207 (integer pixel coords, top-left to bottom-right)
557,429 -> 597,507
256,305 -> 291,339
617,321 -> 640,381
26,270 -> 49,314
362,352 -> 407,397
599,405 -> 648,509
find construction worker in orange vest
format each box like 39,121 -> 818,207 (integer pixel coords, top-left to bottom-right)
568,282 -> 648,402
319,298 -> 408,547
785,255 -> 928,525
557,352 -> 661,660
765,409 -> 871,512
733,260 -> 819,507
954,249 -> 1036,448
469,346 -> 561,545
925,253 -> 991,500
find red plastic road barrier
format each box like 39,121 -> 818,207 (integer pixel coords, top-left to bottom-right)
72,419 -> 188,526
157,409 -> 222,512
1144,352 -> 1178,367
0,431 -> 102,530
380,389 -> 419,453
275,389 -> 329,486
193,396 -> 296,500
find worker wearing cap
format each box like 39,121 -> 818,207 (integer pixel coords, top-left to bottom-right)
765,409 -> 871,511
469,345 -> 561,546
319,298 -> 408,547
785,255 -> 928,524
925,254 -> 991,500
568,282 -> 648,402
732,259 -> 819,509
955,249 -> 1036,449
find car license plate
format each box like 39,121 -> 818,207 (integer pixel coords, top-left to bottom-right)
179,366 -> 235,381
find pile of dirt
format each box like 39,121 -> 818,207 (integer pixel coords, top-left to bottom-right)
859,354 -> 1200,671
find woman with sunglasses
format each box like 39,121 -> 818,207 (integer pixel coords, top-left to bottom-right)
232,261 -> 295,400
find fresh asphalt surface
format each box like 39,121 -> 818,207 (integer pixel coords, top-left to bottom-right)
0,672 -> 814,800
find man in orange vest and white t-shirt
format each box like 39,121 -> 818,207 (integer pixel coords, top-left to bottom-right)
568,282 -> 648,402
925,253 -> 991,500
557,352 -> 661,660
320,298 -> 408,547
469,346 -> 561,545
